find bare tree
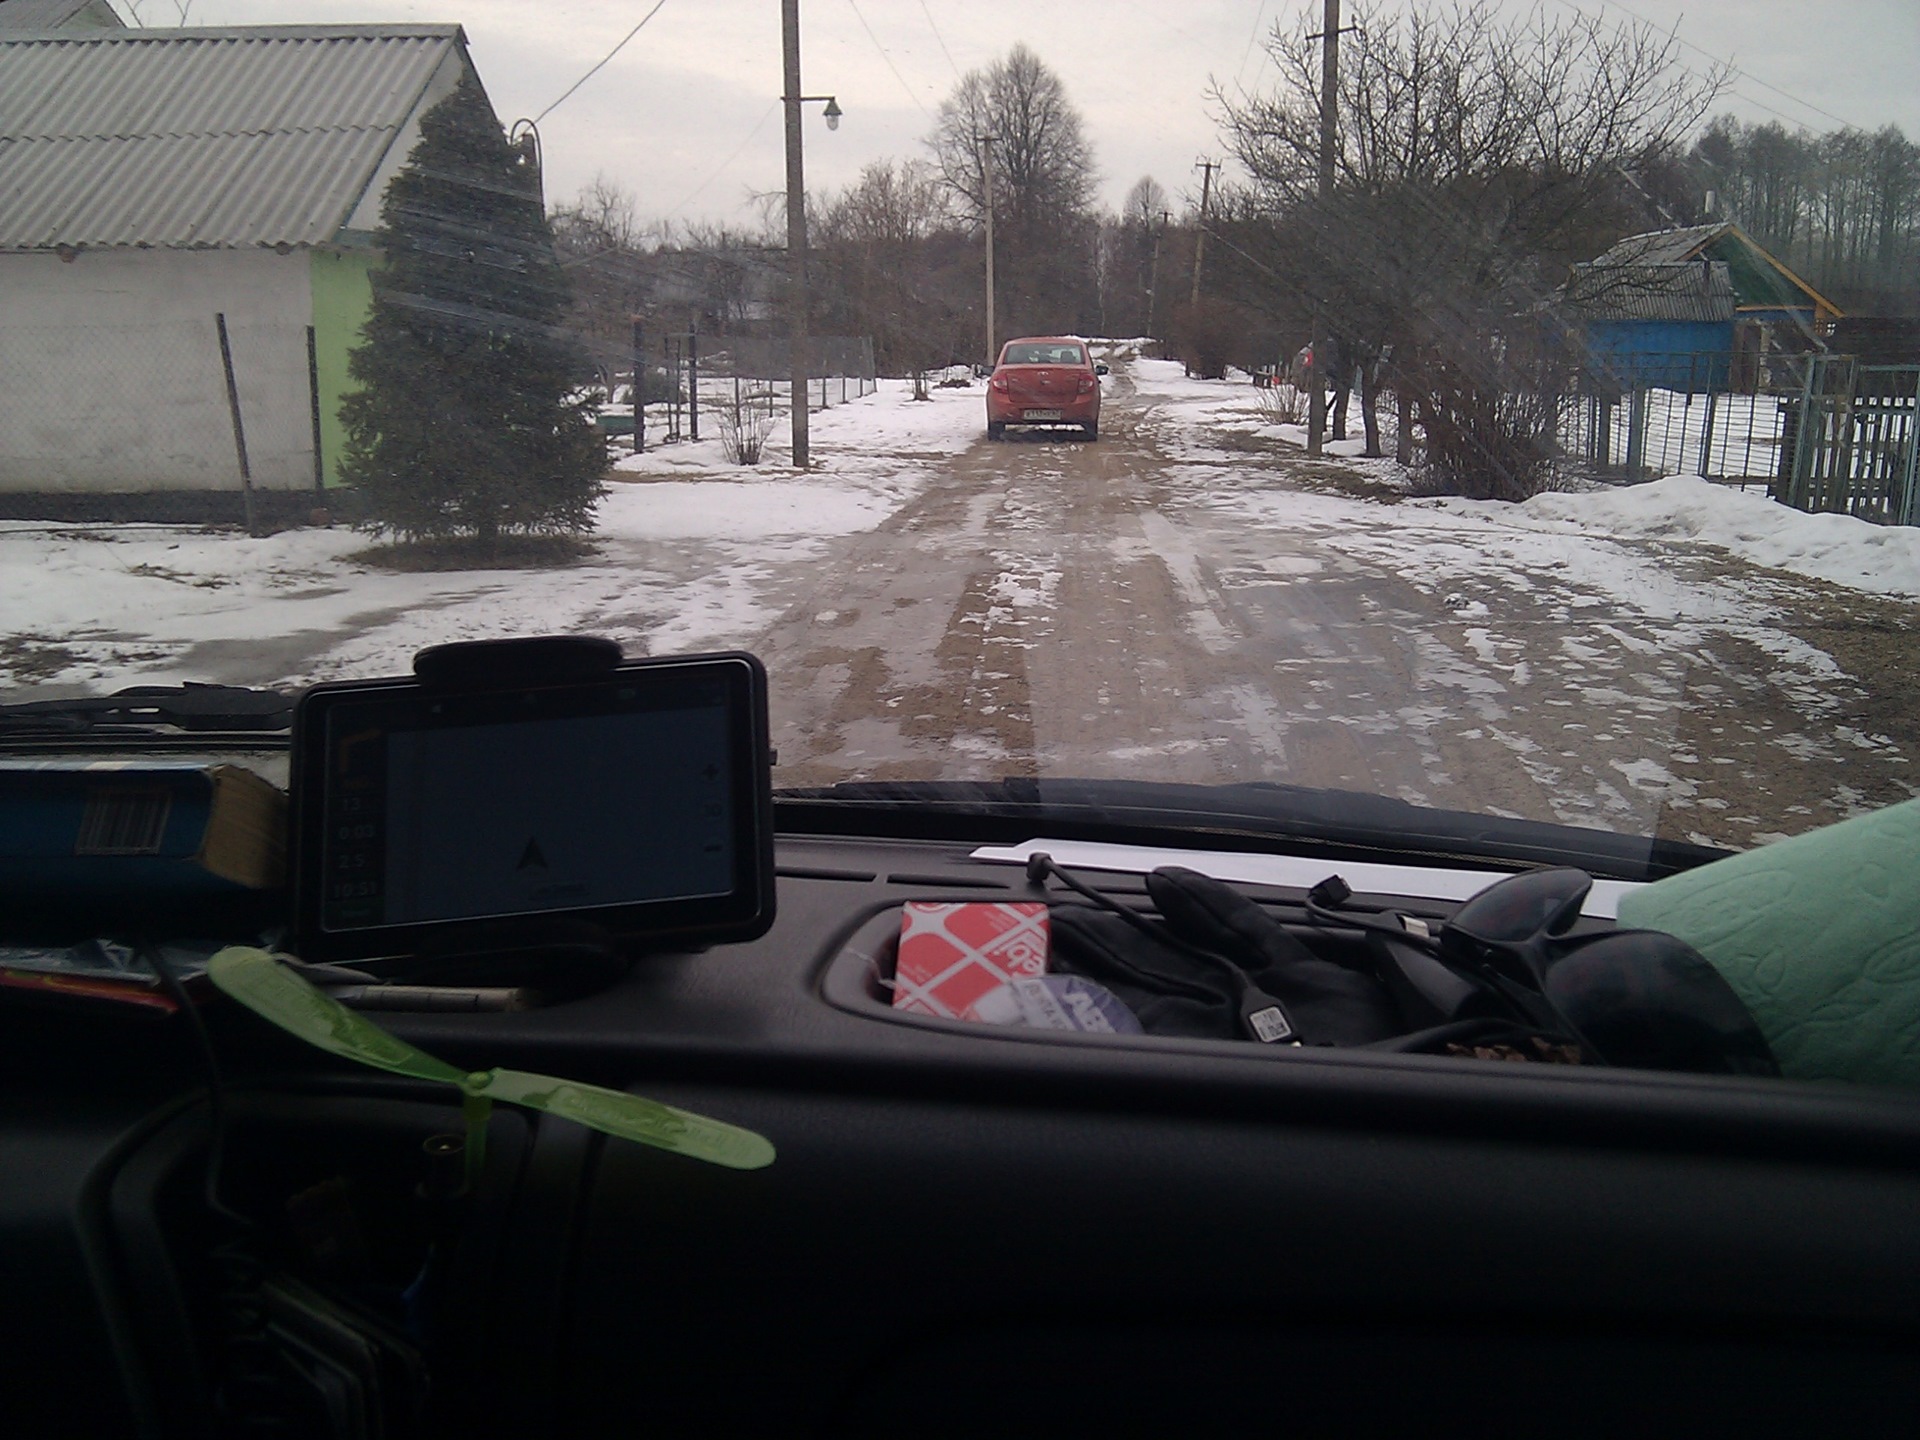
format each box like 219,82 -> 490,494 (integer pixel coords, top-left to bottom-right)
928,44 -> 1101,340
812,160 -> 974,373
817,159 -> 951,249
550,176 -> 649,393
1695,116 -> 1920,313
1215,0 -> 1726,494
1123,176 -> 1168,232
930,44 -> 1097,233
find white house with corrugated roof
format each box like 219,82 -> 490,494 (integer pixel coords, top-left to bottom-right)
0,23 -> 502,516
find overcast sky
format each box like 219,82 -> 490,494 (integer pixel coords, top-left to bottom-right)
152,1 -> 1920,232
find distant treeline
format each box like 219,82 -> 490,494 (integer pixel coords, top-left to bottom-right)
1691,116 -> 1920,315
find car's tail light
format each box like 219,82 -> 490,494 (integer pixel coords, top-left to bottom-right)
1077,376 -> 1095,393
990,375 -> 1008,391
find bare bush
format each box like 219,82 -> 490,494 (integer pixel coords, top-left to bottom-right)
1256,381 -> 1307,425
718,396 -> 773,466
1168,298 -> 1243,379
1410,368 -> 1558,501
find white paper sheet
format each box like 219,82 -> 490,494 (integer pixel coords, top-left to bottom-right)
968,838 -> 1638,919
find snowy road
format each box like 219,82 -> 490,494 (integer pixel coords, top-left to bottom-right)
1,352 -> 1914,847
754,358 -> 1918,847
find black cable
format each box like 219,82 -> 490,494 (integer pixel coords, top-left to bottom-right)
1305,897 -> 1445,954
1028,853 -> 1250,988
142,943 -> 254,1230
1304,886 -> 1586,1048
532,0 -> 669,125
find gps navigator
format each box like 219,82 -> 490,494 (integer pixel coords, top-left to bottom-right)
290,645 -> 774,964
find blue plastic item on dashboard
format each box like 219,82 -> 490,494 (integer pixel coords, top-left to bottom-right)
0,761 -> 285,909
1616,798 -> 1920,1089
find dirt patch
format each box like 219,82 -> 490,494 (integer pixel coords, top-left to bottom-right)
1785,592 -> 1920,753
0,635 -> 85,683
127,563 -> 231,588
1291,465 -> 1408,504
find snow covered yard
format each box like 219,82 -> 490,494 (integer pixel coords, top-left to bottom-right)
0,378 -> 982,696
1127,357 -> 1920,600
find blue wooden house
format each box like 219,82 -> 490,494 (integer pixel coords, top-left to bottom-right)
1563,222 -> 1840,392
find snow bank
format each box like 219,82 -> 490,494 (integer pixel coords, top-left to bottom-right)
613,375 -> 980,479
1520,476 -> 1920,599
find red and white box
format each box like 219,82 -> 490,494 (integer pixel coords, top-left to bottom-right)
892,902 -> 1050,1018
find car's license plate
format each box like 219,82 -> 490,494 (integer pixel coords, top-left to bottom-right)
1022,409 -> 1062,421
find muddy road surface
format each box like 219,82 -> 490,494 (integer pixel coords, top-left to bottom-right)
752,359 -> 1917,848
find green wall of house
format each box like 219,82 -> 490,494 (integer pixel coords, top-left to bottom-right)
308,247 -> 378,488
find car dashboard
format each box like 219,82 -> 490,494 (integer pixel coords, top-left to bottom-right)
5,815 -> 1920,1438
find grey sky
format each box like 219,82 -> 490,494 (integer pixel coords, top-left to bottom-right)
149,2 -> 1920,231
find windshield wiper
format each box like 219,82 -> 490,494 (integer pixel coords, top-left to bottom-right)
0,683 -> 293,738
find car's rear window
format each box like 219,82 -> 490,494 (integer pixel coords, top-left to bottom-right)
1002,343 -> 1086,365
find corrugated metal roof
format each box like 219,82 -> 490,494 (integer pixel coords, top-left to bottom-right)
1564,261 -> 1735,323
0,0 -> 123,30
0,25 -> 465,249
1591,223 -> 1728,268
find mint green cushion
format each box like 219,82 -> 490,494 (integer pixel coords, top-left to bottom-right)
1616,799 -> 1920,1088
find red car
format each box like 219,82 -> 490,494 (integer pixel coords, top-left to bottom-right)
985,336 -> 1106,440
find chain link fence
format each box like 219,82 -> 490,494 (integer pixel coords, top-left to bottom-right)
593,332 -> 877,452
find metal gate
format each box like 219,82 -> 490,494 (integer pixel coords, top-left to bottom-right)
1780,357 -> 1920,526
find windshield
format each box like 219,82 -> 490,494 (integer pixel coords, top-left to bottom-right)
1,0 -> 1916,860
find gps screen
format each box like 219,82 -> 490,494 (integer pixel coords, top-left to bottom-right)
319,685 -> 734,933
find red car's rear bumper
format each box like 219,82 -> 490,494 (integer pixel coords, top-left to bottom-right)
986,394 -> 1099,424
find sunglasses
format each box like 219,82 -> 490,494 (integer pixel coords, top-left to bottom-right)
1313,867 -> 1774,1075
1439,867 -> 1779,1077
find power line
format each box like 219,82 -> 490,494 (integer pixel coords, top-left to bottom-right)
1542,0 -> 1862,134
660,99 -> 783,219
533,0 -> 670,125
1727,87 -> 1844,132
917,0 -> 964,83
1232,0 -> 1272,92
846,0 -> 933,118
1591,0 -> 1861,130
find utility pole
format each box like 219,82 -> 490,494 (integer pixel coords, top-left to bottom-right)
976,134 -> 997,366
630,316 -> 645,454
687,311 -> 700,442
781,0 -> 810,468
1307,0 -> 1340,458
1189,159 -> 1218,308
1146,207 -> 1171,338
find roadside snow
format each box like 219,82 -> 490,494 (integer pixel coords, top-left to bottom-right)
597,478 -> 903,540
0,379 -> 977,696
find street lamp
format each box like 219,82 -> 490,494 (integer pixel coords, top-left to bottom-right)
781,0 -> 840,469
